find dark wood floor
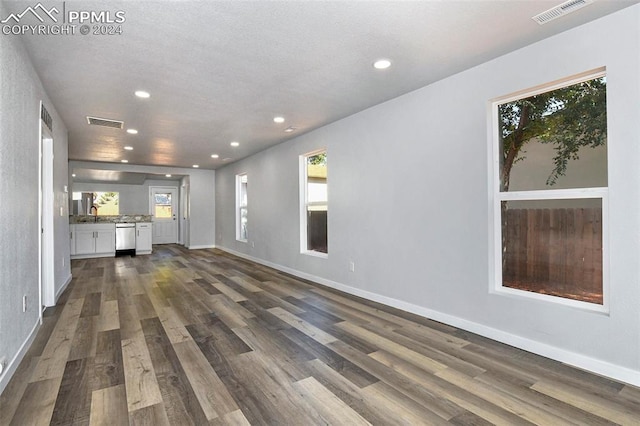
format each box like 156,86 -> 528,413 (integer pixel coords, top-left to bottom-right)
1,245 -> 639,425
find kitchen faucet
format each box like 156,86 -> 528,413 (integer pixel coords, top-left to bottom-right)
90,205 -> 98,222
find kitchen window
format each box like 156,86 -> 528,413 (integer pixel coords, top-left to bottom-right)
300,150 -> 327,255
491,69 -> 608,310
73,191 -> 119,215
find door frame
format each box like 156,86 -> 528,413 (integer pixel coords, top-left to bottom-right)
39,112 -> 55,316
149,186 -> 179,244
180,177 -> 190,247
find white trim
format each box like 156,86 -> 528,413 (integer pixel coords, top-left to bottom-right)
54,273 -> 73,304
490,67 -> 606,105
216,245 -> 640,388
0,317 -> 40,395
188,244 -> 216,250
299,154 -> 307,253
498,187 -> 607,201
302,250 -> 328,259
71,252 -> 115,260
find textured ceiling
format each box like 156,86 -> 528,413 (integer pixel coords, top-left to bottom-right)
6,0 -> 639,170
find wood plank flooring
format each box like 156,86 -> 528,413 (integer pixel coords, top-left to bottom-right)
1,245 -> 639,425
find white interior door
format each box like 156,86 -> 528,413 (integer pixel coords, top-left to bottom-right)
150,187 -> 178,244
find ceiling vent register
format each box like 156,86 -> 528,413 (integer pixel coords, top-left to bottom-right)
532,0 -> 594,25
86,116 -> 124,129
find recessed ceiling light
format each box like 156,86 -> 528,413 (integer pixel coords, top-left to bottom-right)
193,164 -> 199,168
126,129 -> 138,134
211,154 -> 219,159
124,146 -> 134,150
71,173 -> 76,177
230,141 -> 240,147
373,59 -> 391,70
121,159 -> 128,163
135,90 -> 150,98
284,126 -> 297,133
273,116 -> 285,123
165,174 -> 172,178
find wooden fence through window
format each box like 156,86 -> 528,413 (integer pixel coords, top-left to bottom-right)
502,207 -> 603,304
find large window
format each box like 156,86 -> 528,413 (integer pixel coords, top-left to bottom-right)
301,150 -> 327,255
236,173 -> 248,242
492,70 -> 607,309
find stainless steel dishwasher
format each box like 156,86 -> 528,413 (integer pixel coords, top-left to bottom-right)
115,222 -> 136,255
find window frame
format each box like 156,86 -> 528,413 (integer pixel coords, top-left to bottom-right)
235,173 -> 248,242
300,149 -> 328,258
489,69 -> 609,313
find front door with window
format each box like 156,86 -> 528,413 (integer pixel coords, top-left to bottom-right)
150,187 -> 178,244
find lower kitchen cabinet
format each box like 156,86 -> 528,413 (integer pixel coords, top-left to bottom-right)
136,222 -> 152,255
71,223 -> 116,259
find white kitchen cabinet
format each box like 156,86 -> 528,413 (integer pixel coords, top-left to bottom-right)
72,223 -> 116,259
136,222 -> 152,255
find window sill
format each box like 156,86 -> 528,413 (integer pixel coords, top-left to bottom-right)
492,285 -> 609,315
302,250 -> 328,259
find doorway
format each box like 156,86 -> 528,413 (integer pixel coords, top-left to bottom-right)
39,111 -> 55,314
149,186 -> 179,244
180,177 -> 190,247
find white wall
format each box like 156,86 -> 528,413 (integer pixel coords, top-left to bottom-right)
215,6 -> 640,385
0,6 -> 71,393
69,161 -> 216,249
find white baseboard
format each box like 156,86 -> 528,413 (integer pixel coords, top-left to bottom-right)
0,317 -> 40,395
188,244 -> 216,250
53,273 -> 72,305
217,246 -> 640,388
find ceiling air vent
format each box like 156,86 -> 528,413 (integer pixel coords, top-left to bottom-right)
532,0 -> 595,25
86,116 -> 124,129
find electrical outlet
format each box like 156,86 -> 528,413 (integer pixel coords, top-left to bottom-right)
251,241 -> 255,248
23,295 -> 27,313
349,261 -> 355,272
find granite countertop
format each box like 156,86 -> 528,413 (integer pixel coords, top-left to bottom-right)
70,215 -> 153,224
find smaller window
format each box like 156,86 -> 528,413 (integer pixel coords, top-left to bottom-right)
236,174 -> 248,241
301,151 -> 327,255
154,193 -> 173,218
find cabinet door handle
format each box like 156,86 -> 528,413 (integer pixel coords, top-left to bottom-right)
137,230 -> 139,237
